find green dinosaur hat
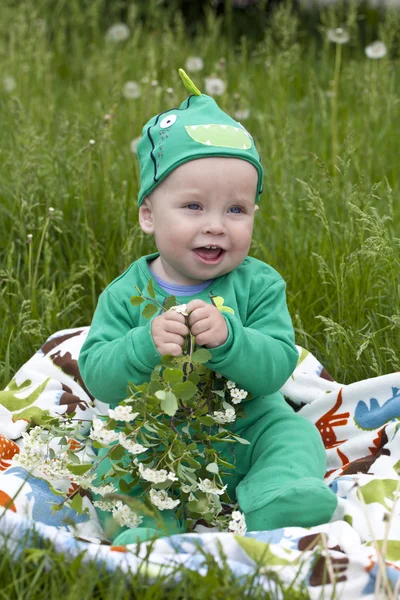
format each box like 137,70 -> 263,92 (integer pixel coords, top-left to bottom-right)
136,69 -> 263,206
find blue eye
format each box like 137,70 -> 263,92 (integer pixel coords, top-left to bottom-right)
229,206 -> 242,214
187,203 -> 201,210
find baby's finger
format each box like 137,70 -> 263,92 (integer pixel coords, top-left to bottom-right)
165,320 -> 189,337
187,306 -> 210,328
190,319 -> 211,337
164,310 -> 186,323
186,299 -> 207,313
162,343 -> 184,357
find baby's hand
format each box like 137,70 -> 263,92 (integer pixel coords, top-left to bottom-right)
186,299 -> 228,348
151,310 -> 189,356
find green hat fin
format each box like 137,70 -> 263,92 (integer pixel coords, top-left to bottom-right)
178,68 -> 201,96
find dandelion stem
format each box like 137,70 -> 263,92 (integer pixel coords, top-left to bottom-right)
331,42 -> 342,173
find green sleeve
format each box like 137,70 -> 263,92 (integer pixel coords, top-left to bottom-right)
78,289 -> 161,405
206,279 -> 298,397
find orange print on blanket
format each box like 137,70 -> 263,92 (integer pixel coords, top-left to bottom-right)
0,435 -> 20,471
0,490 -> 17,512
316,389 -> 350,449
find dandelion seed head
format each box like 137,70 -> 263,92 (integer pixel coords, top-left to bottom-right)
327,27 -> 350,45
123,81 -> 141,99
27,234 -> 33,244
204,77 -> 226,96
234,109 -> 250,120
151,80 -> 159,88
89,139 -> 95,147
4,76 -> 16,93
365,41 -> 387,60
105,23 -> 130,43
166,87 -> 174,95
130,137 -> 141,154
185,56 -> 204,73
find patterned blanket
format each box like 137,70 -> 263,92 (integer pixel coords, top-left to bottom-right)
0,327 -> 399,599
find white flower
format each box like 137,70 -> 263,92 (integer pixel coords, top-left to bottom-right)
170,304 -> 188,316
123,81 -> 141,99
365,41 -> 387,60
138,462 -> 178,483
149,489 -> 180,510
119,433 -> 147,455
228,510 -> 247,535
108,405 -> 139,422
327,28 -> 350,45
112,503 -> 143,528
130,137 -> 141,154
181,483 -> 198,494
93,499 -> 121,512
198,478 -> 227,496
105,23 -> 130,43
90,416 -> 120,445
92,483 -> 118,497
204,77 -> 226,96
226,380 -> 236,389
230,388 -> 248,404
73,473 -> 96,489
185,56 -> 204,72
4,76 -> 16,92
213,408 -> 236,424
234,109 -> 250,120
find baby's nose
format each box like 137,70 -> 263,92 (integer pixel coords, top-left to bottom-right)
202,218 -> 226,235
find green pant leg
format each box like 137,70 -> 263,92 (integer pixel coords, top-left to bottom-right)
232,397 -> 338,531
93,448 -> 185,543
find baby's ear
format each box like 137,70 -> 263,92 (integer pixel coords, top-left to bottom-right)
138,198 -> 154,234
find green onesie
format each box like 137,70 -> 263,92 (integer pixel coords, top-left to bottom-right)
79,253 -> 338,543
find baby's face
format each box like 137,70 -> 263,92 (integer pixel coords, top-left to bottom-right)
139,157 -> 259,285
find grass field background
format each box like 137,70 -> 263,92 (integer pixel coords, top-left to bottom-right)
1,0 -> 399,389
0,1 -> 399,596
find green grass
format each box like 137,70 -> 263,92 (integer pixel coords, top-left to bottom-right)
0,530 -> 309,600
0,0 -> 399,596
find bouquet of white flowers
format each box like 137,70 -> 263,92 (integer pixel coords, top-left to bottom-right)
16,281 -> 250,536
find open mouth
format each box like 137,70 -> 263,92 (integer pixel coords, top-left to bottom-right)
185,124 -> 251,150
193,246 -> 226,264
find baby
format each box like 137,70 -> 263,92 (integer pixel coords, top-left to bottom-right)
78,71 -> 339,545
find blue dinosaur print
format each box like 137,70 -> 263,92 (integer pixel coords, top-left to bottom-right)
354,387 -> 400,430
362,562 -> 399,595
3,467 -> 89,530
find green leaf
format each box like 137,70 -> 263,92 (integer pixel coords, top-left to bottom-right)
161,354 -> 176,368
147,278 -> 156,299
192,348 -> 212,363
119,479 -> 132,494
130,295 -> 144,306
187,372 -> 200,385
172,381 -> 197,401
206,462 -> 219,474
186,456 -> 202,469
164,295 -> 177,310
67,463 -> 93,475
198,416 -> 215,426
110,445 -> 126,460
70,493 -> 83,514
163,368 -> 183,384
216,457 -> 236,469
156,390 -> 178,416
233,435 -> 251,445
142,303 -> 158,319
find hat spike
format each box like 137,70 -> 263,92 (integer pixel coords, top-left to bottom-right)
178,68 -> 202,96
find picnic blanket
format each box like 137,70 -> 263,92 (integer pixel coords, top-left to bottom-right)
0,327 -> 399,599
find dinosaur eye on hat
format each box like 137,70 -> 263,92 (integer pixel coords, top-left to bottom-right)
160,114 -> 177,128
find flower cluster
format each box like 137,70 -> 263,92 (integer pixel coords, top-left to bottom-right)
18,285 -> 251,536
228,511 -> 247,535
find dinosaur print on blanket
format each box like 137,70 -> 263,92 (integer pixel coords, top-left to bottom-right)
354,387 -> 400,430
